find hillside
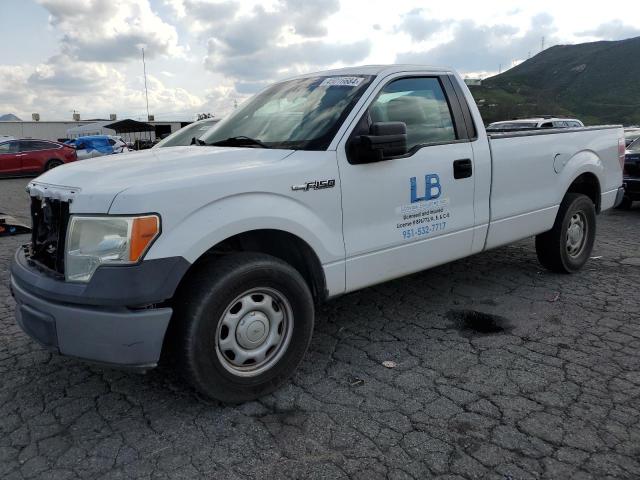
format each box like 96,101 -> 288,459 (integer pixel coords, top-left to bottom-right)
468,36 -> 640,126
0,114 -> 21,121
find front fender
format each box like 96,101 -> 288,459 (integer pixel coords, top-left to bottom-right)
144,192 -> 344,266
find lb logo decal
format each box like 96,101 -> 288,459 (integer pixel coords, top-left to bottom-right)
410,174 -> 441,203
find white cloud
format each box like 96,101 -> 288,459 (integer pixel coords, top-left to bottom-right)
396,13 -> 559,72
0,57 -> 205,120
37,0 -> 183,62
577,20 -> 640,41
395,9 -> 450,42
190,1 -> 371,88
2,0 -> 640,119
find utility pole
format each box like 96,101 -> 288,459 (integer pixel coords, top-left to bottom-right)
541,36 -> 545,52
498,64 -> 502,74
142,48 -> 150,121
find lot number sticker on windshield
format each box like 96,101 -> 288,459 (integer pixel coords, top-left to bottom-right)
320,77 -> 364,87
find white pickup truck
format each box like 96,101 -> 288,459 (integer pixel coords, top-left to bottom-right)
11,65 -> 625,402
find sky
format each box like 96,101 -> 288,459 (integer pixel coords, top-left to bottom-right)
0,0 -> 638,121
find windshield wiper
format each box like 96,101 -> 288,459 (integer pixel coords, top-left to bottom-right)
190,137 -> 206,146
207,136 -> 270,148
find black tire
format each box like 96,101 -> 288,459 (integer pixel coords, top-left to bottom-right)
45,159 -> 63,171
173,252 -> 314,403
535,193 -> 596,273
615,196 -> 633,210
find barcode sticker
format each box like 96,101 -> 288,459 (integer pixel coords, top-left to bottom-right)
319,76 -> 364,87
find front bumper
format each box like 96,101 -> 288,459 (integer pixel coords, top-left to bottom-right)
11,277 -> 172,368
11,247 -> 190,306
10,247 -> 190,368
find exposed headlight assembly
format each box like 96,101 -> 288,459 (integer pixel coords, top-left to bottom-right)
65,215 -> 160,282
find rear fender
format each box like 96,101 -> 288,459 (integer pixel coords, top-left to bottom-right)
557,150 -> 603,204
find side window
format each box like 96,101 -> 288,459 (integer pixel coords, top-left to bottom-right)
108,138 -> 116,146
32,141 -> 55,150
0,142 -> 14,153
368,77 -> 457,151
540,122 -> 553,128
19,140 -> 35,152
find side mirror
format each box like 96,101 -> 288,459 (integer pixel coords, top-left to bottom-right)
350,122 -> 408,164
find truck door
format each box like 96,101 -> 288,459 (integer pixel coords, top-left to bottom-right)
337,75 -> 476,291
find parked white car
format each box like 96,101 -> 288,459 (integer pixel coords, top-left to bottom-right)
487,117 -> 584,132
68,135 -> 130,160
153,118 -> 219,148
11,65 -> 624,402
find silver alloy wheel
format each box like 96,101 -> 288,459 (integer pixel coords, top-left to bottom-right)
215,287 -> 293,377
566,211 -> 587,257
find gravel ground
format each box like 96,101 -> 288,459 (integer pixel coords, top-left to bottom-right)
1,177 -> 639,479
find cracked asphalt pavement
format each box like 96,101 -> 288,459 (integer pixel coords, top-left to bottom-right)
1,177 -> 640,479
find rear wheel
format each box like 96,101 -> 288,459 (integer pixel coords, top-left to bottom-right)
45,159 -> 63,171
174,253 -> 314,403
535,193 -> 596,273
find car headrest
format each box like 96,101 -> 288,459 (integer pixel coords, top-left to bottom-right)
386,96 -> 427,124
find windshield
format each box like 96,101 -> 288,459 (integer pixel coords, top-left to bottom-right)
201,75 -> 374,150
155,120 -> 219,148
628,137 -> 640,152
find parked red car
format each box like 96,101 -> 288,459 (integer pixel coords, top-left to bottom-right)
0,139 -> 77,176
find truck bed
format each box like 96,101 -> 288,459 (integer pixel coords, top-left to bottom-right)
484,125 -> 623,250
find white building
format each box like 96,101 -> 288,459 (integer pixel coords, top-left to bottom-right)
66,121 -> 117,138
0,120 -> 187,142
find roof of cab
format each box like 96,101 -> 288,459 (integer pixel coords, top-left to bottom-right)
287,64 -> 454,80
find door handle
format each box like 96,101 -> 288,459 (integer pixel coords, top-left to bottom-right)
453,158 -> 472,179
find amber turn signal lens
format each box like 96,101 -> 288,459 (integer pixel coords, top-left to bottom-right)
129,216 -> 159,261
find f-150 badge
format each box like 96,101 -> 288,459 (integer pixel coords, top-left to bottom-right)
291,179 -> 336,191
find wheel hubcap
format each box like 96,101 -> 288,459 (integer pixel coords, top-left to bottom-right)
215,288 -> 293,377
236,311 -> 269,349
566,212 -> 587,257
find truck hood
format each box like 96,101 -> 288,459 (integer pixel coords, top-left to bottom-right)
29,146 -> 294,212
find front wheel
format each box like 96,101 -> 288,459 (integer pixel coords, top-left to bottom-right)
45,159 -> 63,171
535,193 -> 596,273
174,253 -> 314,403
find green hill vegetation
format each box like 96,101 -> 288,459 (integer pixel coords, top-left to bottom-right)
469,36 -> 640,126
